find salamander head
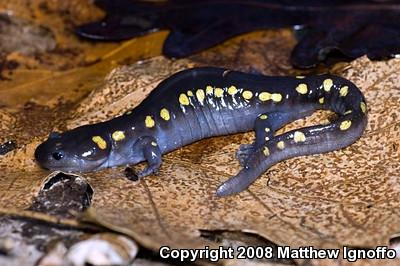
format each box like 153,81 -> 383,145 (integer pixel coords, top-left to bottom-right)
35,126 -> 111,172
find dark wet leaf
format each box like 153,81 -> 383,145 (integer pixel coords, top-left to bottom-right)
0,140 -> 17,155
76,0 -> 400,68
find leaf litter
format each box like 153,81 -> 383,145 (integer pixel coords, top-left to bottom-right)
0,5 -> 398,264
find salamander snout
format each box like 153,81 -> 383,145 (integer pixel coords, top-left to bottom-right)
34,143 -> 48,169
35,128 -> 111,172
35,132 -> 65,165
34,137 -> 69,171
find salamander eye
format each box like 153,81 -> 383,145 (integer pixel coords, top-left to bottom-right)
52,151 -> 64,160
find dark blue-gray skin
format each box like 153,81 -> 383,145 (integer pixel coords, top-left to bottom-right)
35,67 -> 368,197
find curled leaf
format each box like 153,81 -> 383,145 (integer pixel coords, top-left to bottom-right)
76,0 -> 400,68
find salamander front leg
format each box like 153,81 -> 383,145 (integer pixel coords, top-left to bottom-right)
132,136 -> 162,178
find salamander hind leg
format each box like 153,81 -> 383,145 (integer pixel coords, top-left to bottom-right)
236,111 -> 292,166
218,112 -> 366,197
236,143 -> 255,167
132,136 -> 162,178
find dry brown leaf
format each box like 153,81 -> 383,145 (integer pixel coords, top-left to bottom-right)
66,55 -> 399,254
0,29 -> 292,208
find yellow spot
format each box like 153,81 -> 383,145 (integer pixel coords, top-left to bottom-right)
259,114 -> 268,120
215,87 -> 224,98
323,79 -> 333,92
344,110 -> 352,115
319,97 -> 324,104
271,93 -> 282,102
206,85 -> 214,95
92,136 -> 107,150
196,89 -> 205,104
227,86 -> 238,95
296,83 -> 308,94
259,92 -> 271,101
160,108 -> 170,121
340,120 -> 352,130
277,141 -> 285,150
242,90 -> 253,100
296,75 -> 305,79
339,86 -> 349,97
360,102 -> 367,113
293,131 -> 306,143
145,115 -> 155,128
179,93 -> 190,105
112,131 -> 125,141
263,147 -> 270,156
265,127 -> 270,132
151,141 -> 157,146
187,90 -> 194,97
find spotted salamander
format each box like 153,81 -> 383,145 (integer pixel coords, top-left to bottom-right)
35,67 -> 367,197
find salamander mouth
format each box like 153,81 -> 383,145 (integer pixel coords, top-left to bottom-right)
35,157 -> 105,173
36,154 -> 107,173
